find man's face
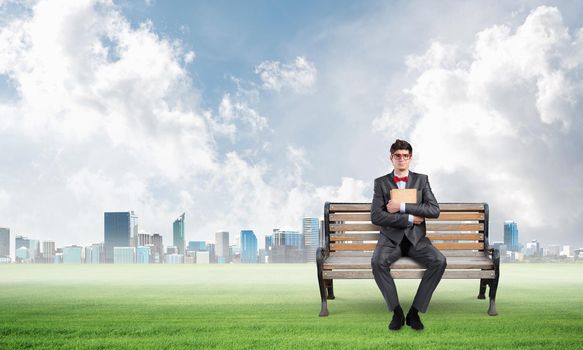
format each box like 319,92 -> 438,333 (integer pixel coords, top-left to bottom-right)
389,149 -> 412,171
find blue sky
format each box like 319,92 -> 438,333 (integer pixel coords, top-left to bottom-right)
1,0 -> 583,254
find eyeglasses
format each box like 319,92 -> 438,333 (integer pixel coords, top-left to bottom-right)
391,153 -> 411,160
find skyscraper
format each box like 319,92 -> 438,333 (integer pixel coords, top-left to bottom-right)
104,212 -> 132,263
273,229 -> 303,247
504,220 -> 520,252
42,241 -> 56,258
0,227 -> 9,257
240,230 -> 257,263
173,213 -> 185,254
215,231 -> 229,263
206,243 -> 216,263
265,235 -> 273,251
271,229 -> 304,263
40,240 -> 56,263
15,235 -> 30,263
150,233 -> 164,263
303,217 -> 320,263
28,239 -> 40,261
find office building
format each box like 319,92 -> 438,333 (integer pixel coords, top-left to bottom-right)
16,246 -> 29,262
545,244 -> 561,257
271,229 -> 304,263
0,227 -> 9,257
84,243 -> 102,264
206,243 -> 216,263
114,247 -> 135,264
165,254 -> 183,264
187,241 -> 206,252
42,241 -> 56,258
561,245 -> 574,257
63,245 -> 83,264
150,233 -> 164,263
196,251 -> 210,264
303,217 -> 320,263
104,212 -> 132,263
273,229 -> 303,247
215,231 -> 229,262
136,246 -> 151,264
28,239 -> 40,261
265,235 -> 273,251
136,233 -> 150,247
240,230 -> 257,263
504,220 -> 520,252
15,235 -> 29,250
525,240 -> 541,257
130,211 -> 138,246
173,213 -> 185,254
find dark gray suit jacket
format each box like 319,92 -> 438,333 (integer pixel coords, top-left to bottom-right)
370,170 -> 440,248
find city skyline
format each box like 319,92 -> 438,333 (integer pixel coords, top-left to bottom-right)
2,1 -> 583,250
2,211 -> 582,263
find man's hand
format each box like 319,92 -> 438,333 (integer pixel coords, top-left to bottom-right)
412,215 -> 424,224
386,200 -> 400,214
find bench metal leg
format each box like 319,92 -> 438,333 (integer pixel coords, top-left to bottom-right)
477,279 -> 487,299
487,249 -> 500,316
316,250 -> 329,317
326,279 -> 335,300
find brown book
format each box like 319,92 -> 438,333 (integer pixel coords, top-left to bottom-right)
390,189 -> 418,204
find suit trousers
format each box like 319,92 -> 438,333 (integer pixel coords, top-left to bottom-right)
371,233 -> 447,313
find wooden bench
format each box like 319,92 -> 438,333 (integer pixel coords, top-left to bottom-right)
316,202 -> 500,317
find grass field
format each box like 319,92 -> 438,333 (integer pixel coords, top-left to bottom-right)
1,263 -> 582,349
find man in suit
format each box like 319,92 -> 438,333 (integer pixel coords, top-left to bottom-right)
370,139 -> 446,331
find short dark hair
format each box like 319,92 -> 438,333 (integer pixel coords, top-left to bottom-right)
390,139 -> 412,155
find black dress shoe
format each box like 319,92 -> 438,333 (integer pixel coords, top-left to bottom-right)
405,312 -> 424,331
388,311 -> 405,331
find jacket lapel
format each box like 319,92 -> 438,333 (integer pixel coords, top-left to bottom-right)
387,171 -> 397,190
406,171 -> 416,189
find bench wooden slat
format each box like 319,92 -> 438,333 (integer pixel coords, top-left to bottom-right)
329,204 -> 372,212
329,250 -> 487,257
330,212 -> 485,221
330,242 -> 484,251
329,203 -> 485,212
329,223 -> 484,232
323,270 -> 495,279
323,256 -> 493,269
330,233 -> 484,241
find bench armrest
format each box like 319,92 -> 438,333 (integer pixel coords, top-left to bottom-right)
316,246 -> 329,263
486,246 -> 501,262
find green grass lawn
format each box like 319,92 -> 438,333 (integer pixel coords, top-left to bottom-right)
1,263 -> 582,349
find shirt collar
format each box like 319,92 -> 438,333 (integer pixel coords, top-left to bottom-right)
393,169 -> 409,179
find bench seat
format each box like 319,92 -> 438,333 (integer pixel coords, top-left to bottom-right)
323,255 -> 495,270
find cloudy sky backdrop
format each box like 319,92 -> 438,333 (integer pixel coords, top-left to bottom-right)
1,0 -> 583,254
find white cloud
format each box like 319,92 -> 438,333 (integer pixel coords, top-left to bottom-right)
255,56 -> 317,93
373,6 -> 583,244
0,0 -> 365,248
218,93 -> 268,133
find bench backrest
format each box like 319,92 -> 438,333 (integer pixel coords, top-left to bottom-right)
323,202 -> 489,257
